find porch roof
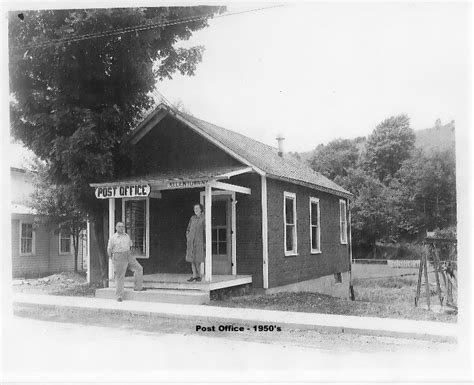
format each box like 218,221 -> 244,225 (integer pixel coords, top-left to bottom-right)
89,165 -> 251,188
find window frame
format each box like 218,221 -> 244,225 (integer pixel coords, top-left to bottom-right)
309,197 -> 321,254
122,197 -> 150,259
19,221 -> 35,256
339,199 -> 348,244
58,230 -> 72,255
283,191 -> 298,256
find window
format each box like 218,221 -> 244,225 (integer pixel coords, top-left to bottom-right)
123,198 -> 149,257
339,199 -> 348,244
284,192 -> 297,255
212,199 -> 228,256
310,197 -> 321,253
20,222 -> 34,255
334,272 -> 343,284
59,231 -> 71,254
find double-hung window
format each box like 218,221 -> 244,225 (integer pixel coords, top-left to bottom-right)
284,192 -> 297,255
310,197 -> 321,253
59,231 -> 72,254
339,199 -> 348,244
20,222 -> 34,256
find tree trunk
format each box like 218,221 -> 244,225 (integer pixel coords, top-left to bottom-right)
93,215 -> 109,288
73,232 -> 79,273
372,242 -> 377,259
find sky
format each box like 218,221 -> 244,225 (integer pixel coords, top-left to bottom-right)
155,2 -> 471,152
4,1 -> 472,165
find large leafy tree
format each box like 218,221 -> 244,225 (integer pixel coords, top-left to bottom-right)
363,114 -> 416,182
309,138 -> 360,180
390,149 -> 456,235
9,7 -> 225,284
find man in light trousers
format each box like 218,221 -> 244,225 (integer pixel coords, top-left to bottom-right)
107,222 -> 145,302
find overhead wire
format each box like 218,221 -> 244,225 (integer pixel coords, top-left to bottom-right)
13,4 -> 284,51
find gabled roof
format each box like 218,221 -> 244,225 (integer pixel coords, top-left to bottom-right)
129,104 -> 352,198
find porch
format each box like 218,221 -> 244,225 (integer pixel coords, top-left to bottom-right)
96,273 -> 252,304
111,273 -> 252,291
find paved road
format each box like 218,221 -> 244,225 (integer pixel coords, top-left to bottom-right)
2,312 -> 470,383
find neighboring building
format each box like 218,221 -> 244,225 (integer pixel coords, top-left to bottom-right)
90,104 -> 353,298
10,167 -> 86,278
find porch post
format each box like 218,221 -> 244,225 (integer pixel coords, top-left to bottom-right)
108,198 -> 115,282
204,184 -> 212,282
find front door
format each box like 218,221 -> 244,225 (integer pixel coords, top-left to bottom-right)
202,193 -> 232,275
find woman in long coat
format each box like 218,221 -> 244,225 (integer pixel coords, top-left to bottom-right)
186,203 -> 205,282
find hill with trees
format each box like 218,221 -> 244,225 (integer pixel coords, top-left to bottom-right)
302,117 -> 456,259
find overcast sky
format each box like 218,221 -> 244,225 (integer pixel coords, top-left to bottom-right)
6,1 -> 472,166
157,2 -> 471,152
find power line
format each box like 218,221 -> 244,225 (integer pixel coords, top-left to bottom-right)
14,4 -> 284,51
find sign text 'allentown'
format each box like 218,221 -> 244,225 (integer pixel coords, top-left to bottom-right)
167,180 -> 208,189
95,184 -> 151,199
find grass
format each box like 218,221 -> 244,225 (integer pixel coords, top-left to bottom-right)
213,264 -> 457,323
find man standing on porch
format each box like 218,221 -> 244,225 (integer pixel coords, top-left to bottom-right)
186,203 -> 205,282
107,221 -> 145,302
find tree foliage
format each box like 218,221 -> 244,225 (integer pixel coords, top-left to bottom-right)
308,115 -> 457,256
335,168 -> 397,256
9,7 -> 224,281
363,114 -> 416,182
309,139 -> 359,180
389,149 -> 456,235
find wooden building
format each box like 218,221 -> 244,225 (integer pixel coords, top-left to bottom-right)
90,104 -> 353,299
10,167 -> 86,278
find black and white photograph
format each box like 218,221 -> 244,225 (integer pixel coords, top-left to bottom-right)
1,1 -> 472,383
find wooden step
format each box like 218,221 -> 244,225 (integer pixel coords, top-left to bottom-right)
95,288 -> 210,305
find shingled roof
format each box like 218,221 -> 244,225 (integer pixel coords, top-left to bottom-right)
130,104 -> 352,198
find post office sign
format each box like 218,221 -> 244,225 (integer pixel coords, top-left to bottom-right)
95,184 -> 151,199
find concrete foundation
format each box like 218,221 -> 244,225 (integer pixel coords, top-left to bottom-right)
265,271 -> 351,299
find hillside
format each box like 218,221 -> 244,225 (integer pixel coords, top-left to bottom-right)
299,119 -> 455,163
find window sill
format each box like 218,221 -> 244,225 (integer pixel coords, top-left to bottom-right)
20,253 -> 35,257
340,242 -> 348,245
311,250 -> 322,254
284,252 -> 299,257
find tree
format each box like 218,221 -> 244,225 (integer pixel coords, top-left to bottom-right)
31,160 -> 87,272
9,7 -> 224,285
309,139 -> 359,180
390,148 -> 456,236
335,168 -> 397,257
363,114 -> 416,182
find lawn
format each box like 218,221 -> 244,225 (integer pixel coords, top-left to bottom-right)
212,264 -> 457,323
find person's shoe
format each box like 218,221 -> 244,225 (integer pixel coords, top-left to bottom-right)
134,288 -> 147,292
117,297 -> 123,302
187,277 -> 196,282
195,277 -> 201,282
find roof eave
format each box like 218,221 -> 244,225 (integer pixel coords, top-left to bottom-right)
266,173 -> 353,199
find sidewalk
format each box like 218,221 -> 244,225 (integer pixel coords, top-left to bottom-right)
12,292 -> 457,342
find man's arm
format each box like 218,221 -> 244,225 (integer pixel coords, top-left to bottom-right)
107,235 -> 114,258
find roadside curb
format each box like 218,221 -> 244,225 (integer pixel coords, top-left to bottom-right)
12,293 -> 457,343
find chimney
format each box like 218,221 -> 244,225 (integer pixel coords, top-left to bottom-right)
276,134 -> 285,157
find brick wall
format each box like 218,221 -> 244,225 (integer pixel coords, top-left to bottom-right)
266,178 -> 350,288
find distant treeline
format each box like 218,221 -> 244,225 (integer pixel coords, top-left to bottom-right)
302,115 -> 456,258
